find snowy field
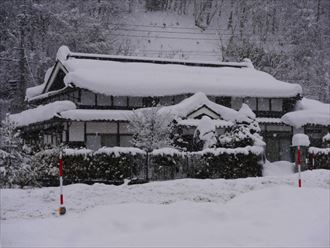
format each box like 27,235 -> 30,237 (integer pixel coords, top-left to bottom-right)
1,169 -> 329,247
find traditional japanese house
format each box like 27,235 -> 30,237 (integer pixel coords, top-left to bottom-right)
9,46 -> 330,161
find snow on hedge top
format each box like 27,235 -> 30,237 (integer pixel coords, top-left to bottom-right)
159,92 -> 238,121
282,98 -> 330,128
9,101 -> 76,127
292,133 -> 310,147
94,147 -> 145,157
58,48 -> 302,98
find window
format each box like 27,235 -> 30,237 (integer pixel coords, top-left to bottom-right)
101,134 -> 118,147
231,97 -> 243,110
97,94 -> 111,106
80,90 -> 95,106
113,96 -> 127,107
129,97 -> 143,108
271,99 -> 283,112
244,97 -> 256,111
258,98 -> 270,111
86,134 -> 101,150
120,135 -> 132,147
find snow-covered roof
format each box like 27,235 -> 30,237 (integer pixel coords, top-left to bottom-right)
159,92 -> 238,121
9,101 -> 76,127
177,118 -> 233,128
256,118 -> 283,124
38,46 -> 302,99
281,98 -> 330,128
25,67 -> 53,100
59,109 -> 133,122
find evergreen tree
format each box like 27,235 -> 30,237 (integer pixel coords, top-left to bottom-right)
0,116 -> 33,188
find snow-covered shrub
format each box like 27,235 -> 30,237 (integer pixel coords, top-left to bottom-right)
150,148 -> 187,180
219,104 -> 264,148
193,116 -> 217,150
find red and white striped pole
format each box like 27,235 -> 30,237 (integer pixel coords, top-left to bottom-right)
297,146 -> 302,188
58,150 -> 66,215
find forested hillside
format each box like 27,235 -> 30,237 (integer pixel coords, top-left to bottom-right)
0,0 -> 329,103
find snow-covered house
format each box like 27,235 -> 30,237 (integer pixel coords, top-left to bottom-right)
9,46 -> 329,161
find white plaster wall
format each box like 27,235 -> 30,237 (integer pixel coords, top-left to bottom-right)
69,122 -> 85,141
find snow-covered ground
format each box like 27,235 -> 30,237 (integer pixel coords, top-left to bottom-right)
1,169 -> 329,247
2,169 -> 330,247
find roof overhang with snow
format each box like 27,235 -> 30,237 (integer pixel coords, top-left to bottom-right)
281,98 -> 330,128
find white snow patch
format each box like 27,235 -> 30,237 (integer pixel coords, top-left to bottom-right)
263,160 -> 295,176
292,133 -> 310,147
9,101 -> 76,127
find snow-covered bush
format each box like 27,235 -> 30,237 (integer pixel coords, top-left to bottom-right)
219,104 -> 264,148
193,116 -> 217,150
0,117 -> 34,188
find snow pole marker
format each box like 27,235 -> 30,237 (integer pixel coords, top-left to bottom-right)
297,146 -> 302,188
58,150 -> 66,215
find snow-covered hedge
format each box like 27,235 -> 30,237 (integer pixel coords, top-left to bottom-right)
308,147 -> 330,170
190,147 -> 263,179
30,145 -> 264,186
150,148 -> 187,180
